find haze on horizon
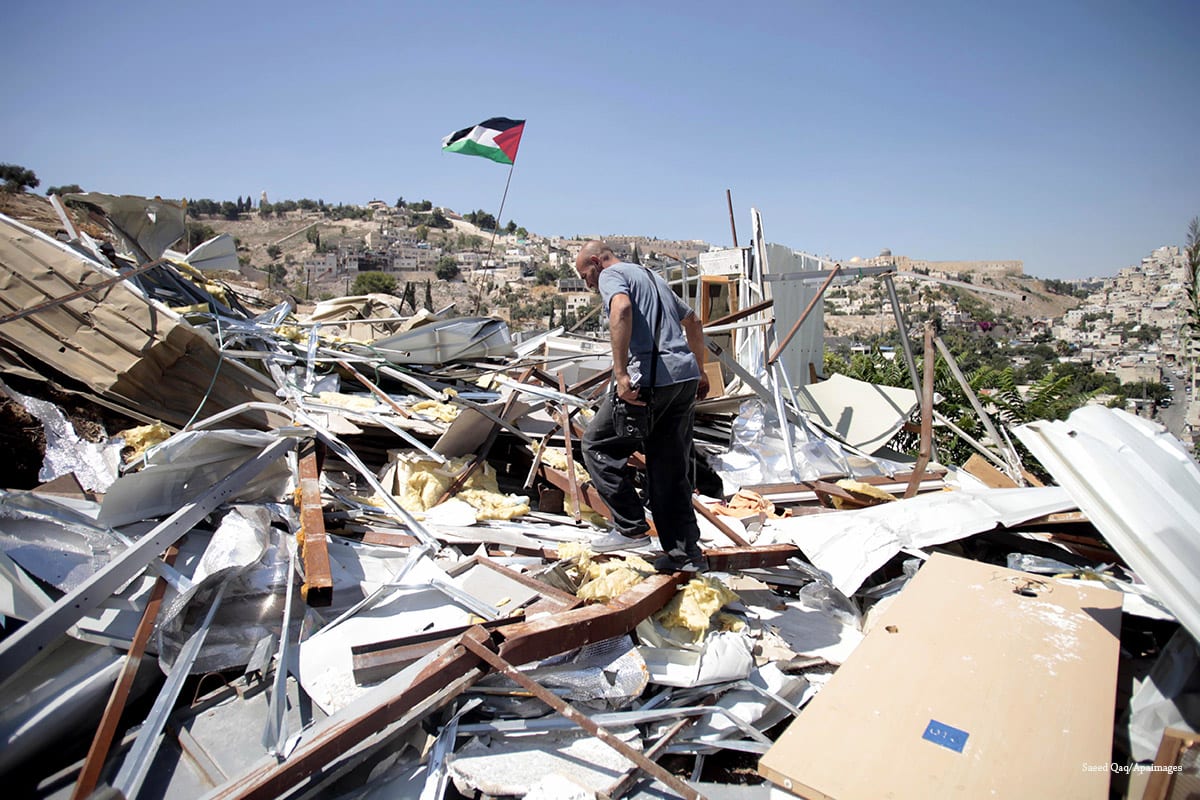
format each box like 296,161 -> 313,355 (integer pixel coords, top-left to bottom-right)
1,0 -> 1197,280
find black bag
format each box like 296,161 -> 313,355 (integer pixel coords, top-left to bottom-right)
612,386 -> 652,440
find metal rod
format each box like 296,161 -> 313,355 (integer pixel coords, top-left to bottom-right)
337,359 -> 413,418
904,323 -> 936,498
262,542 -> 298,755
933,335 -> 1024,480
726,189 -> 738,247
0,257 -> 168,326
933,409 -> 1010,472
765,264 -> 841,367
884,273 -> 922,403
691,496 -> 749,547
458,634 -> 705,800
702,297 -> 773,331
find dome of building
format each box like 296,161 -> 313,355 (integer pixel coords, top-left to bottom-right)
879,248 -> 892,257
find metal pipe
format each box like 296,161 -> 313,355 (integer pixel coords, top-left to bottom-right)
458,634 -> 706,800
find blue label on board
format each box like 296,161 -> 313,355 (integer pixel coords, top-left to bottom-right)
922,719 -> 969,753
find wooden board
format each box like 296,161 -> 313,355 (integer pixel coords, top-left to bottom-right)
758,552 -> 1122,799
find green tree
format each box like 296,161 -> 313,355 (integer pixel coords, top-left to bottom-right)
266,244 -> 282,260
45,183 -> 82,196
0,163 -> 39,193
415,224 -> 429,242
186,221 -> 217,247
435,255 -> 460,280
429,208 -> 451,228
505,220 -> 517,234
351,271 -> 397,295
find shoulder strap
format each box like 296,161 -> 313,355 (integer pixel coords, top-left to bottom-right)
646,271 -> 666,389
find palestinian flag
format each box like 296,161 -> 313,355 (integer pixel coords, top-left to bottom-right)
441,117 -> 525,165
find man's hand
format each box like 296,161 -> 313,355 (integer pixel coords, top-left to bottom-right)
696,372 -> 710,400
614,372 -> 645,405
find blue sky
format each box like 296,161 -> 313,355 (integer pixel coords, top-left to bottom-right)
2,0 -> 1197,279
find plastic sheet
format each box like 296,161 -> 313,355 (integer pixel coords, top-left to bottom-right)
0,379 -> 121,492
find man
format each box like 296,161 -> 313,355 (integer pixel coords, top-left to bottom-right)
574,240 -> 710,573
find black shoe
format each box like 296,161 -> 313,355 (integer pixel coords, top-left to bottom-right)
654,552 -> 706,574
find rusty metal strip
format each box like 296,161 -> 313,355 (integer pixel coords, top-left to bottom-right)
455,554 -> 581,610
217,571 -> 693,799
335,359 -> 413,417
702,544 -> 800,572
497,573 -> 680,667
904,323 -> 935,499
459,633 -> 705,800
70,547 -> 178,800
703,298 -> 775,331
297,445 -> 333,607
766,264 -> 840,367
540,462 -> 612,521
0,256 -> 168,326
351,555 -> 582,683
691,496 -> 750,547
350,616 -> 521,685
602,711 -> 706,800
213,628 -> 491,800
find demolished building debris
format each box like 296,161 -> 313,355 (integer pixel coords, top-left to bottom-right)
0,196 -> 1197,799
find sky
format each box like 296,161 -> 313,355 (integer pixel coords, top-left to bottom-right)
2,0 -> 1198,279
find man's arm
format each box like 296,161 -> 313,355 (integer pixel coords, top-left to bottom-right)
682,311 -> 710,400
608,292 -> 642,403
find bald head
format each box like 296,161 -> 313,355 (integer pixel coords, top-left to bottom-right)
575,240 -> 617,290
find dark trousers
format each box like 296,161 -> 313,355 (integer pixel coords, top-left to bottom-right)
582,379 -> 702,558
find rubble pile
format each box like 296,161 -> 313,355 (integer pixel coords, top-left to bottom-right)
0,197 -> 1197,799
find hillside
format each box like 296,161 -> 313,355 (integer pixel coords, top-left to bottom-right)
824,271 -> 1084,339
0,191 -> 1085,331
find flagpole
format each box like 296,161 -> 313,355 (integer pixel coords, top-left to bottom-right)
483,161 -> 516,274
478,161 -> 516,313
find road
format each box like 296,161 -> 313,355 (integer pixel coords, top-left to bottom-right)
1154,378 -> 1193,442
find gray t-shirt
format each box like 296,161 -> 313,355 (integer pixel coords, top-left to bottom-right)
598,262 -> 701,387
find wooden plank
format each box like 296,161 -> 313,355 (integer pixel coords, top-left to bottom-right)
1143,727 -> 1200,800
963,453 -> 1019,489
757,552 -> 1122,799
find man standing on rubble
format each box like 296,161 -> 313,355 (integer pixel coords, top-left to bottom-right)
574,240 -> 710,573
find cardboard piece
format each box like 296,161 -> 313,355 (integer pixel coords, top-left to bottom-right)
757,552 -> 1122,799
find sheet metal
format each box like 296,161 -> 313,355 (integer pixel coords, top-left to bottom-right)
1014,405 -> 1200,642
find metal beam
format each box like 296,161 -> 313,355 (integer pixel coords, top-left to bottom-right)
296,445 -> 333,606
